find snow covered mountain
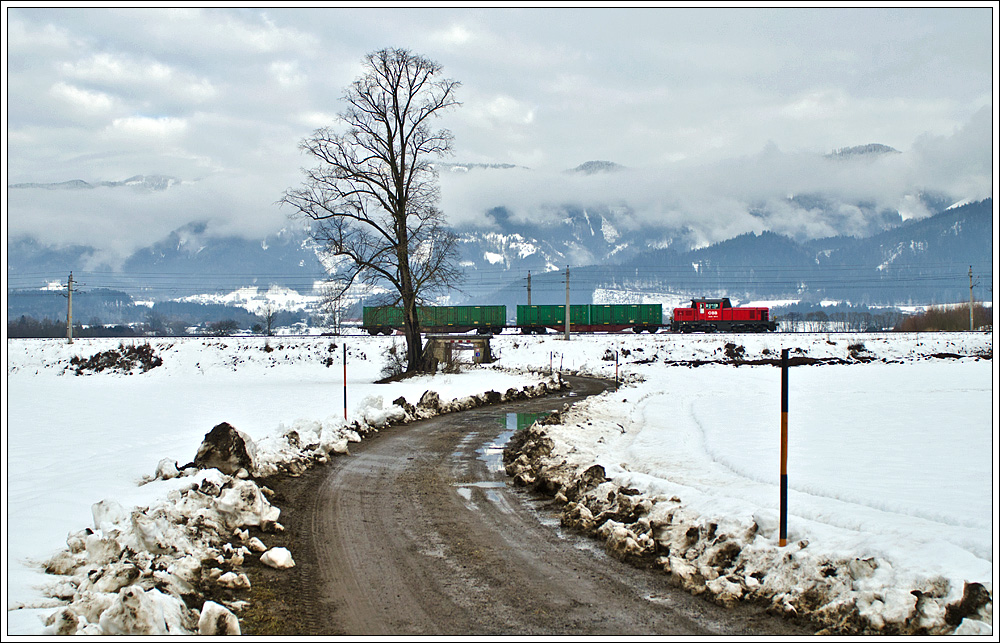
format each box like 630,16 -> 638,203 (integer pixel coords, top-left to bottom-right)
9,174 -> 182,191
6,149 -> 993,322
824,143 -> 901,159
461,199 -> 993,309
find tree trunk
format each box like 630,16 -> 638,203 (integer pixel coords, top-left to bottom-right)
401,293 -> 424,373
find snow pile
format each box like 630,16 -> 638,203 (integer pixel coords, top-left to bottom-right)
36,467 -> 269,635
498,331 -> 993,635
67,342 -> 165,375
244,373 -> 567,479
260,548 -> 295,570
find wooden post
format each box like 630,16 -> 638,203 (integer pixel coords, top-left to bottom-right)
779,348 -> 789,547
343,342 -> 348,420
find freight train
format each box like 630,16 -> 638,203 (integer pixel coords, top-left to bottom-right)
362,298 -> 776,335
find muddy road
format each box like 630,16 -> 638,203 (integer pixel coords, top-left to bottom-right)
242,376 -> 815,636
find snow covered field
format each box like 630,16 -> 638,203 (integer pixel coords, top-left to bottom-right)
4,331 -> 995,635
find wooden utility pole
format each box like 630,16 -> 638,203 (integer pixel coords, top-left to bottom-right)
66,272 -> 74,344
564,266 -> 570,341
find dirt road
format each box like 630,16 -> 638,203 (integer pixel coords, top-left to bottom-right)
241,376 -> 815,635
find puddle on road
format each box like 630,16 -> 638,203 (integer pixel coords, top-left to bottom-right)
454,412 -> 551,504
456,481 -> 507,503
451,405 -> 633,568
477,411 -> 550,473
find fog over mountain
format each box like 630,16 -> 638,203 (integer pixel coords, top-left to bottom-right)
439,105 -> 991,247
6,143 -> 992,321
8,99 -> 991,265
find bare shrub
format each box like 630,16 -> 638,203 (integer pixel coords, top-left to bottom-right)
895,304 -> 992,332
380,341 -> 407,380
723,343 -> 746,361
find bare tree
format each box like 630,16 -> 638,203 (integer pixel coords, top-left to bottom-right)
260,302 -> 278,336
280,48 -> 462,372
318,283 -> 344,334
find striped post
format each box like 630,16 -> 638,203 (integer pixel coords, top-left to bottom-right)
779,348 -> 789,547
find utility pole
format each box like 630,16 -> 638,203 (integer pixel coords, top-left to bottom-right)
564,265 -> 571,341
66,272 -> 74,344
527,271 -> 531,306
969,265 -> 974,331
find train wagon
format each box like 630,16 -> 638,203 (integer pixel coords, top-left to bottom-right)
670,298 -> 776,333
516,304 -> 590,334
589,304 -> 662,333
516,304 -> 663,334
362,305 -> 506,335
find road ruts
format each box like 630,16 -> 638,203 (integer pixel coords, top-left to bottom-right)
257,376 -> 816,636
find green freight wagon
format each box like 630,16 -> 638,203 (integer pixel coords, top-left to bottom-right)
516,303 -> 663,334
516,305 -> 590,334
362,305 -> 506,335
362,306 -> 404,334
419,305 -> 506,334
588,304 -> 663,333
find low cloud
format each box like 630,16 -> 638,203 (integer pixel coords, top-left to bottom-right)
8,107 -> 990,268
438,107 -> 993,246
7,167 -> 302,268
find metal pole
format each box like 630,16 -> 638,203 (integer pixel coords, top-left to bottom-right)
779,348 -> 789,547
527,271 -> 531,306
564,266 -> 570,341
343,342 -> 348,420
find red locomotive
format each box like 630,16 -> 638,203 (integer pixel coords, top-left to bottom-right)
670,298 -> 776,333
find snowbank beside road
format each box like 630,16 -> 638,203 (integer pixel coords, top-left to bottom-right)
495,331 -> 994,635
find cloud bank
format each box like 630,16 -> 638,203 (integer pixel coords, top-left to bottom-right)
439,105 -> 993,247
5,7 -> 993,263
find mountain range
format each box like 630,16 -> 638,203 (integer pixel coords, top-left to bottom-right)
9,174 -> 181,191
459,198 -> 992,311
6,146 -> 994,324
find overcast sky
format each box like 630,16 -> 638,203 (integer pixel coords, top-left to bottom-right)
4,5 -> 995,261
